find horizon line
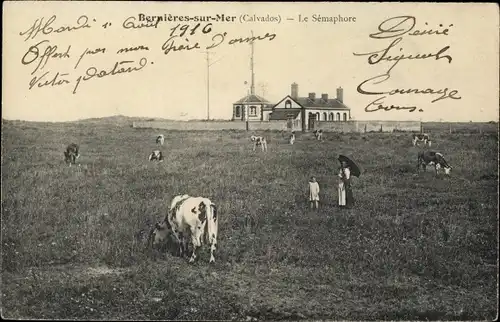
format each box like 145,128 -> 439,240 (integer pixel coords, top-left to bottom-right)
1,115 -> 498,124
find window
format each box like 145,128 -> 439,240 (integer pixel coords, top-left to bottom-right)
249,106 -> 257,116
336,112 -> 341,121
329,113 -> 334,121
323,112 -> 327,121
235,106 -> 241,117
343,113 -> 347,121
316,112 -> 320,121
285,100 -> 292,109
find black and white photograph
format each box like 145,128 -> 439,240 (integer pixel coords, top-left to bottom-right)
2,1 -> 499,320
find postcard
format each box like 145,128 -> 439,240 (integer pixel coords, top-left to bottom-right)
2,1 -> 498,321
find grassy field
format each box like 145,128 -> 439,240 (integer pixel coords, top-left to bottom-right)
1,118 -> 498,320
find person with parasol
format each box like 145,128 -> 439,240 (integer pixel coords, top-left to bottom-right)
337,155 -> 361,208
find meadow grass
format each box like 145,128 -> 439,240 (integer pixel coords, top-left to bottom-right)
1,120 -> 498,320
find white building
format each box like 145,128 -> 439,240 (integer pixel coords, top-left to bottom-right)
263,83 -> 351,131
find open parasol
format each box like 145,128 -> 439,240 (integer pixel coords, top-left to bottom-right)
338,155 -> 361,177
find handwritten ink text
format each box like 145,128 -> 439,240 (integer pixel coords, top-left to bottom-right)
22,40 -> 71,75
353,15 -> 461,113
74,47 -> 106,69
19,15 -> 92,41
73,57 -> 149,94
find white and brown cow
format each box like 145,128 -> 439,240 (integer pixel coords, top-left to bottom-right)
156,134 -> 165,145
148,150 -> 164,162
417,151 -> 452,176
313,129 -> 323,141
64,143 -> 80,166
251,135 -> 268,152
151,194 -> 218,263
412,133 -> 432,147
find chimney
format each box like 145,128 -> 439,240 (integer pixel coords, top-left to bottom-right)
336,87 -> 343,103
308,92 -> 316,101
291,83 -> 299,99
321,93 -> 328,101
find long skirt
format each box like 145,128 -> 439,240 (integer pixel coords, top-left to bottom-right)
338,183 -> 354,207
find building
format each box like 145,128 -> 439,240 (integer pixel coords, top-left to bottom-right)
231,94 -> 275,122
262,83 -> 351,131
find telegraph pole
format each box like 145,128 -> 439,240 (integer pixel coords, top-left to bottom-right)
203,50 -> 222,121
250,30 -> 255,96
206,51 -> 210,120
244,30 -> 256,131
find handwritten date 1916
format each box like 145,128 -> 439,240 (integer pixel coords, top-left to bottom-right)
169,23 -> 212,38
19,15 -> 92,41
73,58 -> 149,94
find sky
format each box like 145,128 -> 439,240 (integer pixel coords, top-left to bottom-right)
2,1 -> 499,122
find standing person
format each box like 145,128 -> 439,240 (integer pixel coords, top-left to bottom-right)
338,160 -> 354,208
309,176 -> 320,209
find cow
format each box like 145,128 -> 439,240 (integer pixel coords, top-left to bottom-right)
150,194 -> 218,263
417,151 -> 452,176
313,129 -> 323,141
412,133 -> 432,147
64,143 -> 80,166
250,135 -> 268,152
148,150 -> 164,162
156,134 -> 165,145
289,131 -> 296,145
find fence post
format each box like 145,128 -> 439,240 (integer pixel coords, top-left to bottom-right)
449,124 -> 452,134
246,121 -> 249,131
420,122 -> 423,134
364,124 -> 367,133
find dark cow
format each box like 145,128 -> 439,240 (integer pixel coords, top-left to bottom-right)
148,150 -> 164,162
313,129 -> 323,141
64,143 -> 80,166
417,151 -> 452,176
412,133 -> 431,147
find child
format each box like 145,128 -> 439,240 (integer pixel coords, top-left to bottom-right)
309,176 -> 320,209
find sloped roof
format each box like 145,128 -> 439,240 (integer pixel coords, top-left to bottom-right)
269,109 -> 301,120
295,97 -> 349,109
264,95 -> 350,110
233,94 -> 271,104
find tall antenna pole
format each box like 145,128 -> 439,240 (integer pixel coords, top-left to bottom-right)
250,30 -> 255,96
203,51 -> 223,121
206,51 -> 210,120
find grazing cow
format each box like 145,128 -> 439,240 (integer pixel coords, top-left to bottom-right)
289,131 -> 296,145
412,133 -> 432,147
250,135 -> 268,152
148,150 -> 164,162
64,143 -> 80,166
417,151 -> 452,176
151,194 -> 218,263
313,129 -> 323,141
156,134 -> 165,145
